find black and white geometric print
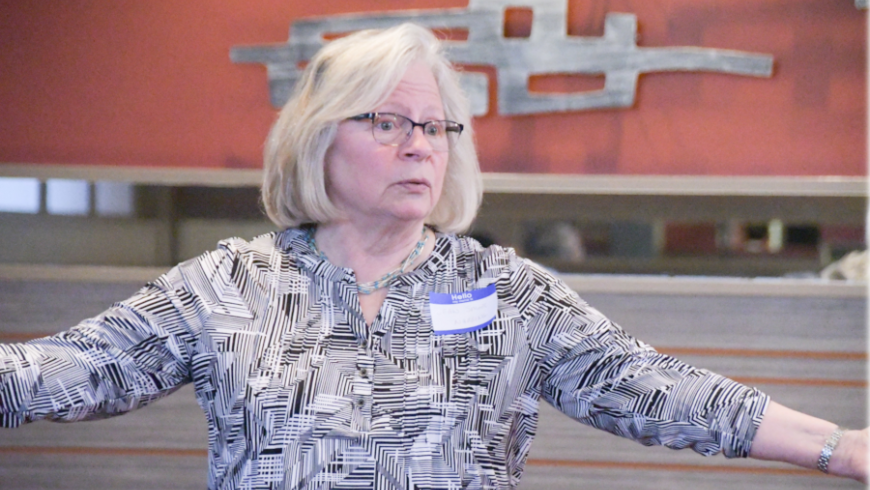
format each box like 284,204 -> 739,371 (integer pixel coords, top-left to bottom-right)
0,229 -> 769,490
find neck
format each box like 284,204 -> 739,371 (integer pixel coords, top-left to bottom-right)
313,219 -> 431,284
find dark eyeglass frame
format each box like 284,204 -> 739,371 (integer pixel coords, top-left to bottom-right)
348,112 -> 464,151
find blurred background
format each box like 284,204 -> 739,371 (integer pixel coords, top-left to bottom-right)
0,0 -> 865,278
0,1 -> 865,489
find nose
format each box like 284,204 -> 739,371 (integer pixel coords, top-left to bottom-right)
400,125 -> 434,159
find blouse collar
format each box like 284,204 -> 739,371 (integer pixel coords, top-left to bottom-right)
277,227 -> 453,289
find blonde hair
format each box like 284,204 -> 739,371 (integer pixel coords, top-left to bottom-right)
261,23 -> 482,233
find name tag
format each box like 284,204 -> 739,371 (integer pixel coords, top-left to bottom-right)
429,284 -> 498,335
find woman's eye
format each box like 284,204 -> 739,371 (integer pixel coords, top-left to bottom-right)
376,121 -> 395,131
425,124 -> 442,136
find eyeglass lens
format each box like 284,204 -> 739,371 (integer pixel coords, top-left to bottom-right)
370,113 -> 460,152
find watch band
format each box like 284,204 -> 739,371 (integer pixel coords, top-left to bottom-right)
817,426 -> 846,473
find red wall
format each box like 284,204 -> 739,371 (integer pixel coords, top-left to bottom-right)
0,0 -> 865,175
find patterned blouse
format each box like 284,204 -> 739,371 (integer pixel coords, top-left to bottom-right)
0,229 -> 769,490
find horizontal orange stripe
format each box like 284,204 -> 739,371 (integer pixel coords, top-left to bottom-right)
0,333 -> 45,342
732,376 -> 866,388
2,335 -> 865,388
0,446 -> 206,458
659,346 -> 867,361
3,334 -> 867,361
0,447 -> 825,478
526,458 -> 822,478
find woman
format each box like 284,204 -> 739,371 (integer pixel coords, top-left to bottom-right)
0,23 -> 866,489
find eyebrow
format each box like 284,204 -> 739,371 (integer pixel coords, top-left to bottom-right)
376,103 -> 445,120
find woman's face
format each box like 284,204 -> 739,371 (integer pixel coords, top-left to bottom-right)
324,60 -> 448,227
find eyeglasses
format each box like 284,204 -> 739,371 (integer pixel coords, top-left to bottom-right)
348,112 -> 463,152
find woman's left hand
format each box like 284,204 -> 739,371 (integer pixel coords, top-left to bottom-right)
829,427 -> 869,484
750,402 -> 868,483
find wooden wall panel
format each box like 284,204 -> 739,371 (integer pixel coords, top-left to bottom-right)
0,275 -> 864,489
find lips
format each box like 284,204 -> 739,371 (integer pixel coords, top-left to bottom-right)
396,178 -> 431,190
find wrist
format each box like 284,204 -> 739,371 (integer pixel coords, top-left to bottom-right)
825,429 -> 869,483
817,427 -> 846,473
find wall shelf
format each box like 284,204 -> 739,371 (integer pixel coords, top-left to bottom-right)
0,163 -> 865,197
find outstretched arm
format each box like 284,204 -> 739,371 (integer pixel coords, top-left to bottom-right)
0,279 -> 196,426
750,401 -> 868,483
0,246 -> 234,426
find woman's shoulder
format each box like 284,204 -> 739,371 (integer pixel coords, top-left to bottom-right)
206,228 -> 316,260
444,233 -> 555,282
444,233 -> 516,265
213,228 -> 297,253
172,229 -> 307,279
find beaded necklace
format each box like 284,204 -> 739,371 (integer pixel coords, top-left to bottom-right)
306,227 -> 429,295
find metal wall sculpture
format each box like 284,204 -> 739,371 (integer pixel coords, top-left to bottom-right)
231,0 -> 774,116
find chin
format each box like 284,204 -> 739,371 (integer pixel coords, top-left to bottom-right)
388,204 -> 434,222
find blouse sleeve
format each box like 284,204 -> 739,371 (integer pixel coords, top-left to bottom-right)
0,245 -> 234,428
513,258 -> 770,458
